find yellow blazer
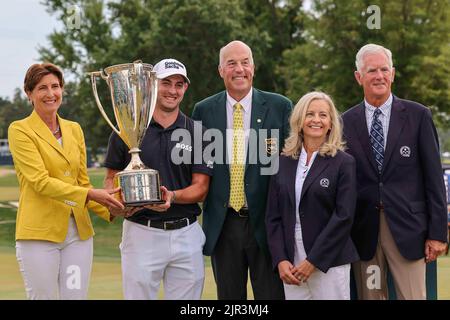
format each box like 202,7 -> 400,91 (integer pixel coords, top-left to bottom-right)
8,110 -> 110,242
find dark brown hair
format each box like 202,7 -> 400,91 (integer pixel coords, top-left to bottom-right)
24,63 -> 64,93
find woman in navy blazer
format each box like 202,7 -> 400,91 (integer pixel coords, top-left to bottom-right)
266,91 -> 359,300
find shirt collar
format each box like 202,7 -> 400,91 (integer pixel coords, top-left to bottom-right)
226,89 -> 253,114
299,146 -> 318,166
150,111 -> 187,130
364,94 -> 393,116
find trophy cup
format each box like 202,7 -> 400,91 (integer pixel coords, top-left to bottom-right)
90,60 -> 164,206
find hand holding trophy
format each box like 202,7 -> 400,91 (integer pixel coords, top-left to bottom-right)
90,61 -> 164,206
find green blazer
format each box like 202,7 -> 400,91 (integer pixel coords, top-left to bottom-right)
192,88 -> 292,256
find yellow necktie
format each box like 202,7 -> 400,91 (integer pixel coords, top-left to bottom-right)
229,103 -> 246,212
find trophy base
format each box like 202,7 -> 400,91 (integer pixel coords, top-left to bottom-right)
115,169 -> 163,206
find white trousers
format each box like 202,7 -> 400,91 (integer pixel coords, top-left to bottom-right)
16,216 -> 93,300
120,219 -> 206,300
283,228 -> 351,300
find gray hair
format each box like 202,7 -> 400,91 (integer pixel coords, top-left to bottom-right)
355,44 -> 393,72
219,40 -> 254,67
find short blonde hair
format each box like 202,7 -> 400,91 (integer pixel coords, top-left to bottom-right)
282,91 -> 345,159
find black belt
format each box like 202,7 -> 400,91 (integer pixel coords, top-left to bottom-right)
133,216 -> 196,230
228,207 -> 249,218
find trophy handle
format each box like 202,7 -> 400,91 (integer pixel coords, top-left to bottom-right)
90,71 -> 121,137
147,73 -> 159,128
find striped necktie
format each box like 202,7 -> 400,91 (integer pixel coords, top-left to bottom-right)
370,108 -> 384,173
229,103 -> 245,211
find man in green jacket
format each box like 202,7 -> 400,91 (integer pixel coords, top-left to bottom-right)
192,40 -> 292,299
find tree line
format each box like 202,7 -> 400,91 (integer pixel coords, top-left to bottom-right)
1,0 -> 448,156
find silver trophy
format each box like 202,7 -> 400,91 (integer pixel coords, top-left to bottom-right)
90,60 -> 164,206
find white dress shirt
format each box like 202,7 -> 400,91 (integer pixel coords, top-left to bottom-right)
364,94 -> 393,149
226,89 -> 253,165
226,89 -> 253,209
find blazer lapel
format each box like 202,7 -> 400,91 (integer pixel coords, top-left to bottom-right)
383,96 -> 407,171
60,116 -> 76,158
354,102 -> 379,173
246,89 -> 269,172
285,156 -> 299,208
28,111 -> 70,164
215,92 -> 228,137
214,92 -> 228,169
249,88 -> 268,132
300,154 -> 330,200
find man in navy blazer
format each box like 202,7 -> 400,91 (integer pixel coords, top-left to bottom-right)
342,44 -> 448,300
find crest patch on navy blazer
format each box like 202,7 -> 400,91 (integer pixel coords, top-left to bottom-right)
265,138 -> 278,155
400,146 -> 411,157
320,178 -> 330,188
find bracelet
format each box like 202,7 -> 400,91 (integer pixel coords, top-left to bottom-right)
171,190 -> 176,204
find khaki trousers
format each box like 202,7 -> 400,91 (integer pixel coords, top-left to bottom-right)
352,210 -> 426,300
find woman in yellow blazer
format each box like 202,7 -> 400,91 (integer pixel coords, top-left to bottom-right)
8,63 -> 124,300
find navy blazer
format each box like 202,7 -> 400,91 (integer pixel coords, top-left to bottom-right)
342,96 -> 448,261
265,151 -> 360,273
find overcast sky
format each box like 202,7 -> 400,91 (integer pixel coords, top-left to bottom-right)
0,0 -> 62,99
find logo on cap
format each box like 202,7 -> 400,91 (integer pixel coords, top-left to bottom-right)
154,58 -> 190,83
165,61 -> 185,70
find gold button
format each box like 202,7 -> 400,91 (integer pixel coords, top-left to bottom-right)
64,171 -> 70,176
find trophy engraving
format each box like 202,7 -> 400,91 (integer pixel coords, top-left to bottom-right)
90,60 -> 164,206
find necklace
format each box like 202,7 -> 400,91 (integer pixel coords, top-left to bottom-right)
52,125 -> 60,135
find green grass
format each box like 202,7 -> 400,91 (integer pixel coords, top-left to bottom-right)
0,174 -> 19,187
0,166 -> 447,300
0,168 -> 105,188
0,167 -> 222,299
0,187 -> 20,201
91,215 -> 123,258
0,207 -> 16,248
0,246 -> 223,300
439,256 -> 450,299
87,168 -> 107,188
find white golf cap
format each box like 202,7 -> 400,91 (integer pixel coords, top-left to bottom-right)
153,58 -> 190,83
